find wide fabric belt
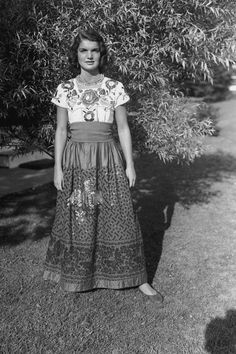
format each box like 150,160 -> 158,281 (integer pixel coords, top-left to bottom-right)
70,122 -> 113,143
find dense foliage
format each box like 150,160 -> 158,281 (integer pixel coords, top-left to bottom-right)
0,0 -> 235,162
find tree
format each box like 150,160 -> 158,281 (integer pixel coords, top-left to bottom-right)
0,0 -> 235,162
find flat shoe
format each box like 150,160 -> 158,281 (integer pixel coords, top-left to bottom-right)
138,289 -> 164,303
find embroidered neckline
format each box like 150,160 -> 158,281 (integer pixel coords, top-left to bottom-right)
75,75 -> 104,89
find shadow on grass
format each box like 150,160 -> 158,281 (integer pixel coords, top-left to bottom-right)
134,151 -> 236,281
132,164 -> 177,283
173,153 -> 236,207
135,151 -> 236,208
0,151 -> 236,253
0,183 -> 56,246
205,309 -> 236,353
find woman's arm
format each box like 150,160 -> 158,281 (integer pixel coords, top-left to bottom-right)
54,106 -> 68,191
115,104 -> 136,187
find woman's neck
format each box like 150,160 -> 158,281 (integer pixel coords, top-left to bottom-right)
79,70 -> 101,83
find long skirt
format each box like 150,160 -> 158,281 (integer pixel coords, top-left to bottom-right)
43,122 -> 147,292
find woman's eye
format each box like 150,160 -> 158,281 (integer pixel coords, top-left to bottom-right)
79,48 -> 99,53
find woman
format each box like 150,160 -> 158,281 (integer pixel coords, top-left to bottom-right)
43,28 -> 163,301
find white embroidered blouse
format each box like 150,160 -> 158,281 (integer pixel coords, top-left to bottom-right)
51,77 -> 130,124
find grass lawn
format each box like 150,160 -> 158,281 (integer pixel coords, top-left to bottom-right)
1,149 -> 236,354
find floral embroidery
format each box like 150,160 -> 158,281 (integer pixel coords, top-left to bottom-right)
44,165 -> 146,291
81,89 -> 99,105
62,80 -> 74,90
97,88 -> 108,96
67,89 -> 80,109
67,98 -> 77,109
84,111 -> 95,121
99,97 -> 113,107
71,89 -> 78,97
67,180 -> 103,223
53,88 -> 58,98
52,89 -> 63,104
105,80 -> 118,90
52,78 -> 130,121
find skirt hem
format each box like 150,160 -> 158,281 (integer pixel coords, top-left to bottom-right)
43,270 -> 147,292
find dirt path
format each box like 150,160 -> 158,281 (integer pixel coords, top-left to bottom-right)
204,98 -> 236,156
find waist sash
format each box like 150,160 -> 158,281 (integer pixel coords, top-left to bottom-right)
70,122 -> 113,143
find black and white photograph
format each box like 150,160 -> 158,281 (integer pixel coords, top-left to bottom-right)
0,0 -> 236,353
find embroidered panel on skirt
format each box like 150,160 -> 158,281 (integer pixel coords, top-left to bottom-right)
43,132 -> 147,292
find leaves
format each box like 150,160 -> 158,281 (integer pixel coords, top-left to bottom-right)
0,0 -> 235,161
129,92 -> 215,163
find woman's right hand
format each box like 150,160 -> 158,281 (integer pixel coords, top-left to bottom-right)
54,166 -> 64,191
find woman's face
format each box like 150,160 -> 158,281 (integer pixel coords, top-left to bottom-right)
77,39 -> 101,73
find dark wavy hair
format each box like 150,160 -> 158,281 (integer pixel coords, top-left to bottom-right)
68,29 -> 108,74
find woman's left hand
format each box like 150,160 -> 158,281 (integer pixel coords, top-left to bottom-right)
126,165 -> 136,187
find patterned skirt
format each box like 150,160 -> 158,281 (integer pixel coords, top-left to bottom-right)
43,122 -> 147,292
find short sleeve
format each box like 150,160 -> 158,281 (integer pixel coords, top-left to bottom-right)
51,82 -> 70,109
114,82 -> 130,108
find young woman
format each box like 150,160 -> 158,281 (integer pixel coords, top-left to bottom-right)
43,29 -> 163,301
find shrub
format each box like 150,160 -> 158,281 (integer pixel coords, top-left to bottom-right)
0,0 -> 235,162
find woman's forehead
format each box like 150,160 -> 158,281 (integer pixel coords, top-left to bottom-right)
78,39 -> 99,49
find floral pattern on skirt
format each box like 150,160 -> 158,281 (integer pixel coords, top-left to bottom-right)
43,139 -> 147,292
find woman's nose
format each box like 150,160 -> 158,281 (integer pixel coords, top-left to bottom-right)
87,51 -> 93,59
